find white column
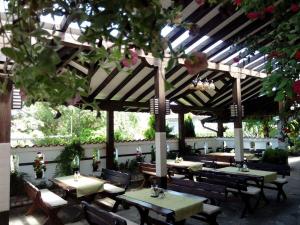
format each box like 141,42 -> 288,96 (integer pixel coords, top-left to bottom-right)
0,143 -> 10,218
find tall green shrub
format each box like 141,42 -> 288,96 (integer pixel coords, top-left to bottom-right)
184,115 -> 196,137
144,115 -> 175,139
56,140 -> 84,175
262,148 -> 288,165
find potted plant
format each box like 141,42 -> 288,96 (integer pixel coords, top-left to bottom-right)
92,149 -> 101,172
33,152 -> 46,179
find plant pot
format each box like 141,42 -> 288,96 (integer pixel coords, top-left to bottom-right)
35,171 -> 43,179
92,164 -> 99,172
72,168 -> 79,174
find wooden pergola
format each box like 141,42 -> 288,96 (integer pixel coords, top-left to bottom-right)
0,1 -> 280,223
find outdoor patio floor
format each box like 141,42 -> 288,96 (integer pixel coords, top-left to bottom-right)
9,157 -> 300,225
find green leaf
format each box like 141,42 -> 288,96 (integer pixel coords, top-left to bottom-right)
1,47 -> 25,63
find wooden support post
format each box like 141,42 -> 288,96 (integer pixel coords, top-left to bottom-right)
217,121 -> 224,137
0,80 -> 12,225
154,60 -> 167,188
106,110 -> 115,169
178,112 -> 185,155
232,77 -> 244,163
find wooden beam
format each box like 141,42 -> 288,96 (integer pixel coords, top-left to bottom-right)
190,92 -> 206,106
88,68 -> 119,100
106,110 -> 115,169
178,112 -> 185,154
105,60 -> 146,100
120,68 -> 157,102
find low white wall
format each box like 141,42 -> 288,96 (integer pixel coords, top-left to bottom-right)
11,137 -> 278,181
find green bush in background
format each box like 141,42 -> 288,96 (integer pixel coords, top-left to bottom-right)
262,148 -> 288,165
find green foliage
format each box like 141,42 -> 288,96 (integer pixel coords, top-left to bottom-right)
262,148 -> 288,165
0,0 -> 184,107
10,171 -> 28,196
244,117 -> 277,138
144,115 -> 175,139
184,115 -> 196,137
55,140 -> 85,176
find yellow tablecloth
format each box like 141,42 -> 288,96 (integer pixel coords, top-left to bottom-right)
167,160 -> 203,171
55,175 -> 105,197
123,188 -> 204,221
217,167 -> 277,183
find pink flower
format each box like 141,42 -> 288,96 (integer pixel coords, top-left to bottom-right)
121,50 -> 139,67
264,5 -> 275,14
291,3 -> 300,13
195,0 -> 205,6
234,0 -> 243,6
246,12 -> 260,20
66,93 -> 81,106
294,50 -> 300,61
233,57 -> 240,63
19,88 -> 27,101
293,80 -> 300,95
184,52 -> 208,75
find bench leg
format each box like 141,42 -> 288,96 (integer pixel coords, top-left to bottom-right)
241,195 -> 252,218
207,215 -> 219,225
26,201 -> 38,215
276,184 -> 287,202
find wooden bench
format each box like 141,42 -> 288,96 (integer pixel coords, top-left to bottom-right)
194,170 -> 262,218
168,179 -> 224,225
24,180 -> 68,225
82,201 -> 138,225
246,162 -> 290,201
138,163 -> 185,187
95,169 -> 131,212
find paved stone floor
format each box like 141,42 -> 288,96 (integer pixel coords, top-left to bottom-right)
9,157 -> 300,225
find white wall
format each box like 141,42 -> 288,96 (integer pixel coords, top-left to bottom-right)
11,138 -> 278,181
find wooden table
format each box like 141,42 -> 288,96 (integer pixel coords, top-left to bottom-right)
208,152 -> 255,160
116,188 -> 207,225
51,175 -> 106,198
167,160 -> 203,171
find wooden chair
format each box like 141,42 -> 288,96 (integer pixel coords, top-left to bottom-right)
95,169 -> 131,212
168,179 -> 224,225
138,162 -> 158,187
246,162 -> 290,201
82,201 -> 137,225
24,180 -> 68,225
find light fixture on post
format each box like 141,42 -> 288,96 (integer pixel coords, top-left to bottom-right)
189,74 -> 215,91
230,104 -> 244,117
150,98 -> 170,115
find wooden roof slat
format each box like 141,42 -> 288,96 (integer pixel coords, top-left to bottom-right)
120,69 -> 157,102
105,60 -> 146,101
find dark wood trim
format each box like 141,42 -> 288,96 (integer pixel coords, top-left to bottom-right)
120,69 -> 156,102
0,79 -> 12,143
233,78 -> 242,128
0,210 -> 9,225
106,110 -> 115,169
178,112 -> 185,154
154,68 -> 166,132
105,60 -> 146,100
88,68 -> 119,100
190,92 -> 206,106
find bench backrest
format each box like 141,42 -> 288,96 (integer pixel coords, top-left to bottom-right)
82,201 -> 127,225
194,170 -> 248,191
101,169 -> 131,189
138,162 -> 156,174
246,162 -> 290,177
183,155 -> 217,168
169,178 -> 227,202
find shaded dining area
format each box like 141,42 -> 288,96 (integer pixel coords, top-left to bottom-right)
1,0 -> 300,225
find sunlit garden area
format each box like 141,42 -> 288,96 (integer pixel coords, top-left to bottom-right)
0,0 -> 300,225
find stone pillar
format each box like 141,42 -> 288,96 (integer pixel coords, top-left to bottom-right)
154,60 -> 167,188
0,80 -> 12,225
106,110 -> 115,169
232,77 -> 244,163
178,112 -> 185,155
